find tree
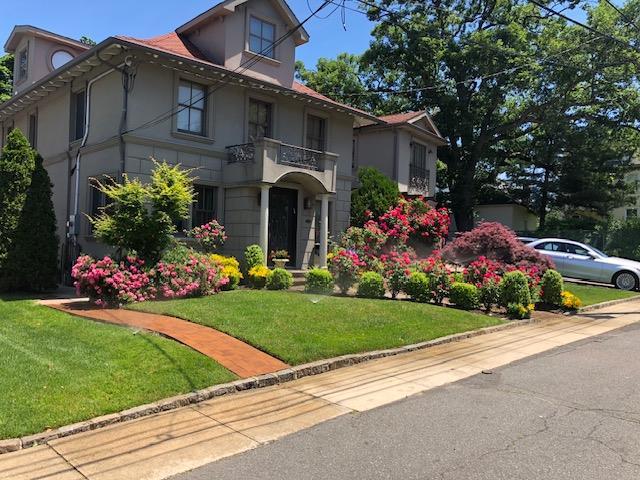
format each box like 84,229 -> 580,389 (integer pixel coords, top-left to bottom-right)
0,54 -> 14,103
0,154 -> 59,291
91,160 -> 194,263
351,166 -> 400,226
0,129 -> 35,272
79,36 -> 96,46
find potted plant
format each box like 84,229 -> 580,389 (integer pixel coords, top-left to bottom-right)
270,249 -> 290,269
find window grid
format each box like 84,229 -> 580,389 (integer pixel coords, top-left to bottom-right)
17,48 -> 28,81
249,16 -> 276,58
177,80 -> 206,136
248,99 -> 272,140
193,185 -> 218,227
306,115 -> 326,151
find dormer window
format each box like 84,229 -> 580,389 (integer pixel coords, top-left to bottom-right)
16,47 -> 28,82
249,16 -> 276,58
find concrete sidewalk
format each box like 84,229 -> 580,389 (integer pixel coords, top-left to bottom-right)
2,301 -> 639,480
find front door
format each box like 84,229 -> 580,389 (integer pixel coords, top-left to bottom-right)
268,187 -> 298,264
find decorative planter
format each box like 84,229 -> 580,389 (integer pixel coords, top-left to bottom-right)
273,258 -> 289,269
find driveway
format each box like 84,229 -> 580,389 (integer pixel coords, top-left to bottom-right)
174,316 -> 640,479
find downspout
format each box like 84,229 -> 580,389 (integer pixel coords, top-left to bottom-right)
71,66 -> 120,247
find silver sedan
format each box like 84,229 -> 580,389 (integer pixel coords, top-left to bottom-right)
528,238 -> 640,291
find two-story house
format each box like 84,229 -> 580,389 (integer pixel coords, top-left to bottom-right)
0,0 -> 383,273
353,111 -> 447,199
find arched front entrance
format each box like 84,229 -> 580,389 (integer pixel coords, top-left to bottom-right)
259,172 -> 333,268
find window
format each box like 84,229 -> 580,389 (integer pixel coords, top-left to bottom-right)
89,178 -> 111,234
192,185 -> 218,227
28,114 -> 37,148
177,80 -> 207,136
535,242 -> 562,252
71,90 -> 86,141
249,16 -> 276,58
17,47 -> 28,82
410,142 -> 427,171
248,99 -> 272,140
306,115 -> 326,151
563,243 -> 591,256
627,208 -> 638,219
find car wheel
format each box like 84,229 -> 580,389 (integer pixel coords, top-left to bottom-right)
613,271 -> 638,291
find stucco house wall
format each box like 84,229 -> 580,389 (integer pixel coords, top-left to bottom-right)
475,204 -> 539,232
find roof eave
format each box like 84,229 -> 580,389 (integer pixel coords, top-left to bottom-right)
5,25 -> 91,53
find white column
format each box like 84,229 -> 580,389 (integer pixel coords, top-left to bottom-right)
319,194 -> 330,268
259,184 -> 270,264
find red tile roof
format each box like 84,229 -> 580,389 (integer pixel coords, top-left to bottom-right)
114,33 -> 377,121
378,111 -> 423,125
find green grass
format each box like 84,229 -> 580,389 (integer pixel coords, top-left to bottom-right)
0,297 -> 236,439
129,290 -> 504,365
563,283 -> 640,306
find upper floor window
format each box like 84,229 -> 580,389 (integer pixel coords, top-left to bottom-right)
71,90 -> 87,141
248,99 -> 272,140
16,47 -> 28,82
306,115 -> 326,152
249,16 -> 276,58
177,80 -> 207,136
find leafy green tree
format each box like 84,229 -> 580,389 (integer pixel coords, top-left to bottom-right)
91,160 -> 194,263
79,36 -> 96,46
351,166 -> 399,226
0,129 -> 35,271
0,54 -> 14,103
1,154 -> 59,291
608,218 -> 640,261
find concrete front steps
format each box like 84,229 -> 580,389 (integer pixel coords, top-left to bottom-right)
290,270 -> 306,289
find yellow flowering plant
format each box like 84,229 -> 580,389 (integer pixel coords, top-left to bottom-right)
210,254 -> 243,290
561,291 -> 583,310
248,265 -> 271,289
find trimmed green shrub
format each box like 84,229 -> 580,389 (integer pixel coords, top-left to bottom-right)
266,268 -> 293,290
451,271 -> 464,283
405,271 -> 431,303
499,270 -> 532,307
0,154 -> 59,291
449,282 -> 479,310
357,271 -> 386,299
305,268 -> 335,295
0,129 -> 36,273
91,160 -> 194,263
244,244 -> 264,270
540,269 -> 564,306
350,167 -> 400,226
478,279 -> 500,312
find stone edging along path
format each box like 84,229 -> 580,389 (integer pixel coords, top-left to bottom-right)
0,315 -> 536,455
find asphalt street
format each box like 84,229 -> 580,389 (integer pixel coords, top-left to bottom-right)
172,317 -> 640,480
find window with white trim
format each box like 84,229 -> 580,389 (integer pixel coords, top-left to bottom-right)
177,80 -> 207,136
249,16 -> 276,58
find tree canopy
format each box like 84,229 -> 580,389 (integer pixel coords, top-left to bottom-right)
296,0 -> 640,230
0,54 -> 14,103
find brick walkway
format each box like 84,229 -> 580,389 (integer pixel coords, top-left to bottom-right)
45,301 -> 289,378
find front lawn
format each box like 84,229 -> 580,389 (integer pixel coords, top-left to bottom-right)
0,297 -> 236,440
129,290 -> 504,365
563,283 -> 639,306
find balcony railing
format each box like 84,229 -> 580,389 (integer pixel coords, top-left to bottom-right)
227,143 -> 256,164
226,140 -> 327,172
409,164 -> 430,196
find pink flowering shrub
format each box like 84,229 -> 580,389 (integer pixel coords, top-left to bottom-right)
441,222 -> 554,271
186,220 -> 227,252
380,247 -> 415,298
374,197 -> 450,244
329,248 -> 366,294
72,255 -> 156,307
416,254 -> 453,305
464,256 -> 503,287
156,253 -> 228,299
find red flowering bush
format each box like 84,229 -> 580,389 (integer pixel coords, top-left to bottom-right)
329,248 -> 366,294
374,197 -> 450,244
340,224 -> 388,270
380,247 -> 415,298
156,253 -> 228,299
72,255 -> 156,307
417,254 -> 453,305
464,256 -> 503,287
186,220 -> 227,252
441,222 -> 554,271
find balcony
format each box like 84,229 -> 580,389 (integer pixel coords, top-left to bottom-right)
408,164 -> 431,197
225,138 -> 338,193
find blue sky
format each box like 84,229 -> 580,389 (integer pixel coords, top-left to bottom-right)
0,0 -> 374,68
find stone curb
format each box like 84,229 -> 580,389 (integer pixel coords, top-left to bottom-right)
0,317 -> 536,455
575,294 -> 640,314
